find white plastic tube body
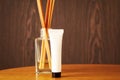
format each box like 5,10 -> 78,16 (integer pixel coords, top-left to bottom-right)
49,29 -> 64,77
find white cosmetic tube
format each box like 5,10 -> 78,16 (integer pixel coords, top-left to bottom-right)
49,29 -> 64,78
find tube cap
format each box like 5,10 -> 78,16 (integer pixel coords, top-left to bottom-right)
52,72 -> 61,78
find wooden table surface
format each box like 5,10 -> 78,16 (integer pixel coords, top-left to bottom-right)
0,64 -> 120,80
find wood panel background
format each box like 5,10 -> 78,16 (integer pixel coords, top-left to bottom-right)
0,0 -> 120,69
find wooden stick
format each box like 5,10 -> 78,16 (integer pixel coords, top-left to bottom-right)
40,0 -> 51,68
45,35 -> 51,68
41,40 -> 46,68
37,0 -> 45,69
39,40 -> 46,69
39,40 -> 45,69
45,0 -> 54,68
36,0 -> 55,70
47,0 -> 52,28
44,0 -> 51,67
37,0 -> 46,69
45,0 -> 50,28
43,0 -> 52,69
48,0 -> 55,28
37,0 -> 45,28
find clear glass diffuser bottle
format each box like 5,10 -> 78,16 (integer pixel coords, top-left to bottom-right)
35,28 -> 51,74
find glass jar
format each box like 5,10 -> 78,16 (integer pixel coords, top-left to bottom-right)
35,28 -> 51,74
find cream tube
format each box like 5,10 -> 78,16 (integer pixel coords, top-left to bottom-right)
49,29 -> 64,78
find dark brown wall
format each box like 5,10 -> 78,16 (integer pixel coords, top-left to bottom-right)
0,0 -> 120,69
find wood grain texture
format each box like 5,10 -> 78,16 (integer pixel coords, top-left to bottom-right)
52,0 -> 120,64
0,0 -> 120,69
0,0 -> 41,69
0,64 -> 120,80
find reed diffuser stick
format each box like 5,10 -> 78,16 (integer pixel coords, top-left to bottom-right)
45,0 -> 50,27
37,0 -> 52,69
36,0 -> 46,69
47,0 -> 52,28
41,40 -> 46,68
36,0 -> 55,70
36,0 -> 50,69
39,40 -> 45,69
48,0 -> 55,28
45,35 -> 51,68
41,0 -> 51,68
37,0 -> 45,28
41,0 -> 50,67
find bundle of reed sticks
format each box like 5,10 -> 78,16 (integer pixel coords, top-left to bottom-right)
36,0 -> 55,69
